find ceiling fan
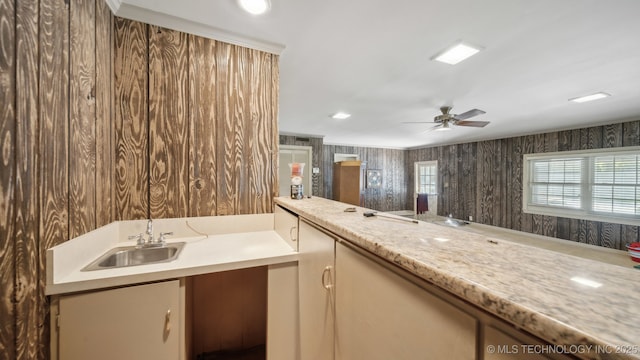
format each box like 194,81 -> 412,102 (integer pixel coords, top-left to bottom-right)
405,106 -> 490,131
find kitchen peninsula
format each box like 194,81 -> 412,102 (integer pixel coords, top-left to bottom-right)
275,196 -> 640,360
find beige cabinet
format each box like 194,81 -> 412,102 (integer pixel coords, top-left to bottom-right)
274,204 -> 299,251
51,279 -> 184,360
332,161 -> 364,206
335,242 -> 477,360
298,219 -> 336,360
267,262 -> 300,360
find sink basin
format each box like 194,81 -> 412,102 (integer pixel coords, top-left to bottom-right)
82,242 -> 186,271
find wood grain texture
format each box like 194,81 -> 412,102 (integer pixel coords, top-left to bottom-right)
216,44 -> 246,215
247,49 -> 272,214
270,56 -> 280,203
15,0 -> 40,357
148,26 -> 189,218
114,18 -> 148,220
69,0 -> 96,239
188,35 -> 218,216
0,0 -> 16,356
95,0 -> 113,227
38,0 -> 71,358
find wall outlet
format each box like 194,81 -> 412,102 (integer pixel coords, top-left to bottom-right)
468,215 -> 473,222
312,167 -> 320,174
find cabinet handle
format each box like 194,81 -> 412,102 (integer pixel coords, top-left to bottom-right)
289,226 -> 297,241
321,266 -> 333,290
164,309 -> 171,334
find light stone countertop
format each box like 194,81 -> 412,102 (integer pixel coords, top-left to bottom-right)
275,196 -> 640,360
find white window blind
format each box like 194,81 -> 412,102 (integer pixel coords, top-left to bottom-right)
592,154 -> 639,215
530,158 -> 583,209
523,147 -> 640,226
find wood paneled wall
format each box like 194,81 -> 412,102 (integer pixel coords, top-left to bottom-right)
322,144 -> 407,212
0,0 -> 279,358
406,120 -> 640,250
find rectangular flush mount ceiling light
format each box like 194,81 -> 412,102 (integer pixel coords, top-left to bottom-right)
331,112 -> 351,119
432,42 -> 482,65
569,92 -> 610,103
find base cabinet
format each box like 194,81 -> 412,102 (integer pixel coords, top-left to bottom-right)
298,220 -> 336,360
51,279 -> 184,360
335,242 -> 477,360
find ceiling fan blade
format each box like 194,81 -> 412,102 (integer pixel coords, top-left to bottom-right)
455,120 -> 490,128
422,124 -> 443,133
453,108 -> 485,120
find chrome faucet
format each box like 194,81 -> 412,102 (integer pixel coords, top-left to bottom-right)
146,219 -> 154,244
128,219 -> 173,248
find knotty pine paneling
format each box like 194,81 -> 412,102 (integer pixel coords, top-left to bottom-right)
406,120 -> 640,250
1,1 -> 279,358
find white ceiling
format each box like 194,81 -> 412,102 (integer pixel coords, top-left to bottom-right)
110,0 -> 640,149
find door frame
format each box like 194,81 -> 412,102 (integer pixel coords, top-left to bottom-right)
279,145 -> 313,197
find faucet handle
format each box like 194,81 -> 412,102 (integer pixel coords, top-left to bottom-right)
128,233 -> 144,246
158,232 -> 174,243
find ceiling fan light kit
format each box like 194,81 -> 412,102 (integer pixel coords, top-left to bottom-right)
403,105 -> 490,132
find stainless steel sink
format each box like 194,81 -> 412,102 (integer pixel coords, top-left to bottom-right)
82,242 -> 186,271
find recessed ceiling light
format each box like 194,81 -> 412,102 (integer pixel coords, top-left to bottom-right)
238,0 -> 271,15
432,42 -> 482,65
331,112 -> 351,120
569,92 -> 611,103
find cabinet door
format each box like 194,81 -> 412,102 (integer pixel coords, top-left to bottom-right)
274,204 -> 299,251
267,262 -> 300,360
335,243 -> 477,360
298,220 -> 335,360
57,280 -> 181,360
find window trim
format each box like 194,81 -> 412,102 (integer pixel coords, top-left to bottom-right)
523,146 -> 640,226
415,160 -> 438,195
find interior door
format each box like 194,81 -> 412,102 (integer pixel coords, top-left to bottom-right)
279,145 -> 312,197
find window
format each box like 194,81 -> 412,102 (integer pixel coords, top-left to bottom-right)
523,147 -> 640,226
415,161 -> 437,194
